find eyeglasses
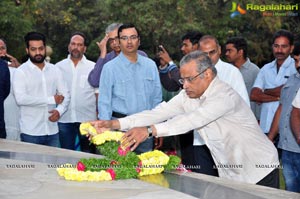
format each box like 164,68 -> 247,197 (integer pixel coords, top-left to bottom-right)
203,49 -> 218,57
119,35 -> 139,41
179,69 -> 207,84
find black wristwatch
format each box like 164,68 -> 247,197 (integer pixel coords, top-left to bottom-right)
146,126 -> 153,138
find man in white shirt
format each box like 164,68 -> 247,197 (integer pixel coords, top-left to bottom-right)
186,35 -> 250,177
91,51 -> 279,188
56,32 -> 97,153
13,32 -> 70,147
251,30 -> 297,136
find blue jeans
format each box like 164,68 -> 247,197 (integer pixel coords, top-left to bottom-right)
20,133 -> 59,147
134,137 -> 153,154
282,150 -> 300,192
58,122 -> 79,150
58,122 -> 95,153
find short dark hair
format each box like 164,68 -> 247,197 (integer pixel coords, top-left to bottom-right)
70,31 -> 87,46
293,41 -> 300,56
118,23 -> 140,38
226,37 -> 248,59
272,29 -> 294,45
24,32 -> 46,48
181,31 -> 203,45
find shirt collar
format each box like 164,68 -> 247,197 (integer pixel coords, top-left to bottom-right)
119,52 -> 141,66
198,77 -> 219,101
27,59 -> 48,70
272,55 -> 295,69
241,58 -> 251,69
67,54 -> 87,64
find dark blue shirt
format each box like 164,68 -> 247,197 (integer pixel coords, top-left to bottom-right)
0,59 -> 10,138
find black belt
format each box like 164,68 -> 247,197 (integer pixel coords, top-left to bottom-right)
112,111 -> 127,118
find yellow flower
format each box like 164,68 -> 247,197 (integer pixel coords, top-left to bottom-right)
91,131 -> 124,145
80,122 -> 97,136
138,150 -> 170,176
57,164 -> 112,182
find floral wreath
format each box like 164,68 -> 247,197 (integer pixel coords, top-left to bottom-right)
57,122 -> 182,182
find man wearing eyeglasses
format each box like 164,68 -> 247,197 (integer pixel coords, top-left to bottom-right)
88,23 -> 147,88
90,51 -> 280,188
189,35 -> 250,177
250,30 -> 297,141
97,23 -> 162,154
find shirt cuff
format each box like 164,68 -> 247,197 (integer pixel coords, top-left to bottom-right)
48,96 -> 56,104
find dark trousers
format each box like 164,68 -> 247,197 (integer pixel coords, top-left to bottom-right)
178,131 -> 195,166
0,127 -> 6,138
193,145 -> 218,176
257,168 -> 279,189
58,122 -> 96,153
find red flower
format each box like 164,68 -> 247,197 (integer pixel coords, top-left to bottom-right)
110,160 -> 119,166
117,146 -> 130,156
106,168 -> 116,180
136,167 -> 141,173
77,161 -> 86,171
138,161 -> 143,167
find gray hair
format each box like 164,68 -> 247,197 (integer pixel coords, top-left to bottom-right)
179,50 -> 217,76
105,23 -> 123,34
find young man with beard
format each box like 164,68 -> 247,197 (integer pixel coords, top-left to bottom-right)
13,32 -> 70,147
225,37 -> 261,120
56,32 -> 97,153
268,42 -> 300,192
98,23 -> 162,154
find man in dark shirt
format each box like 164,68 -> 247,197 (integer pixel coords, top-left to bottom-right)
0,58 -> 10,138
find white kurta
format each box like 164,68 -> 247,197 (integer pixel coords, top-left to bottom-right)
119,77 -> 279,184
13,60 -> 70,136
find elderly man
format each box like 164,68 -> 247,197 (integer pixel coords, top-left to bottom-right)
91,51 -> 279,188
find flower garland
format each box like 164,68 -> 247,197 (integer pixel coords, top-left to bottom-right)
57,122 -> 181,182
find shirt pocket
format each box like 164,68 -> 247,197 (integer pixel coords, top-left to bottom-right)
114,78 -> 131,99
79,75 -> 88,88
143,77 -> 155,95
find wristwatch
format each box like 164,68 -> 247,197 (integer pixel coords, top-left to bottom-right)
146,126 -> 153,138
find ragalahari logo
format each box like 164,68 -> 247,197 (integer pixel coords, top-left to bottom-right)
230,2 -> 247,18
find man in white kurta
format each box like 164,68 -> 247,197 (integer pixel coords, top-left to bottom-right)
56,32 -> 97,153
92,51 -> 279,187
13,32 -> 70,147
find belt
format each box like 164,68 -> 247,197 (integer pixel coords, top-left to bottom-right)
112,111 -> 127,118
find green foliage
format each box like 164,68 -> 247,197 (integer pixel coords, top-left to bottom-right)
164,155 -> 181,171
0,0 -> 299,66
81,141 -> 140,179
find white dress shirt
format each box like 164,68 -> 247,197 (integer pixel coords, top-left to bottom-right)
252,56 -> 296,133
194,59 -> 250,145
119,77 -> 279,184
56,55 -> 97,123
13,60 -> 70,136
292,88 -> 300,108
